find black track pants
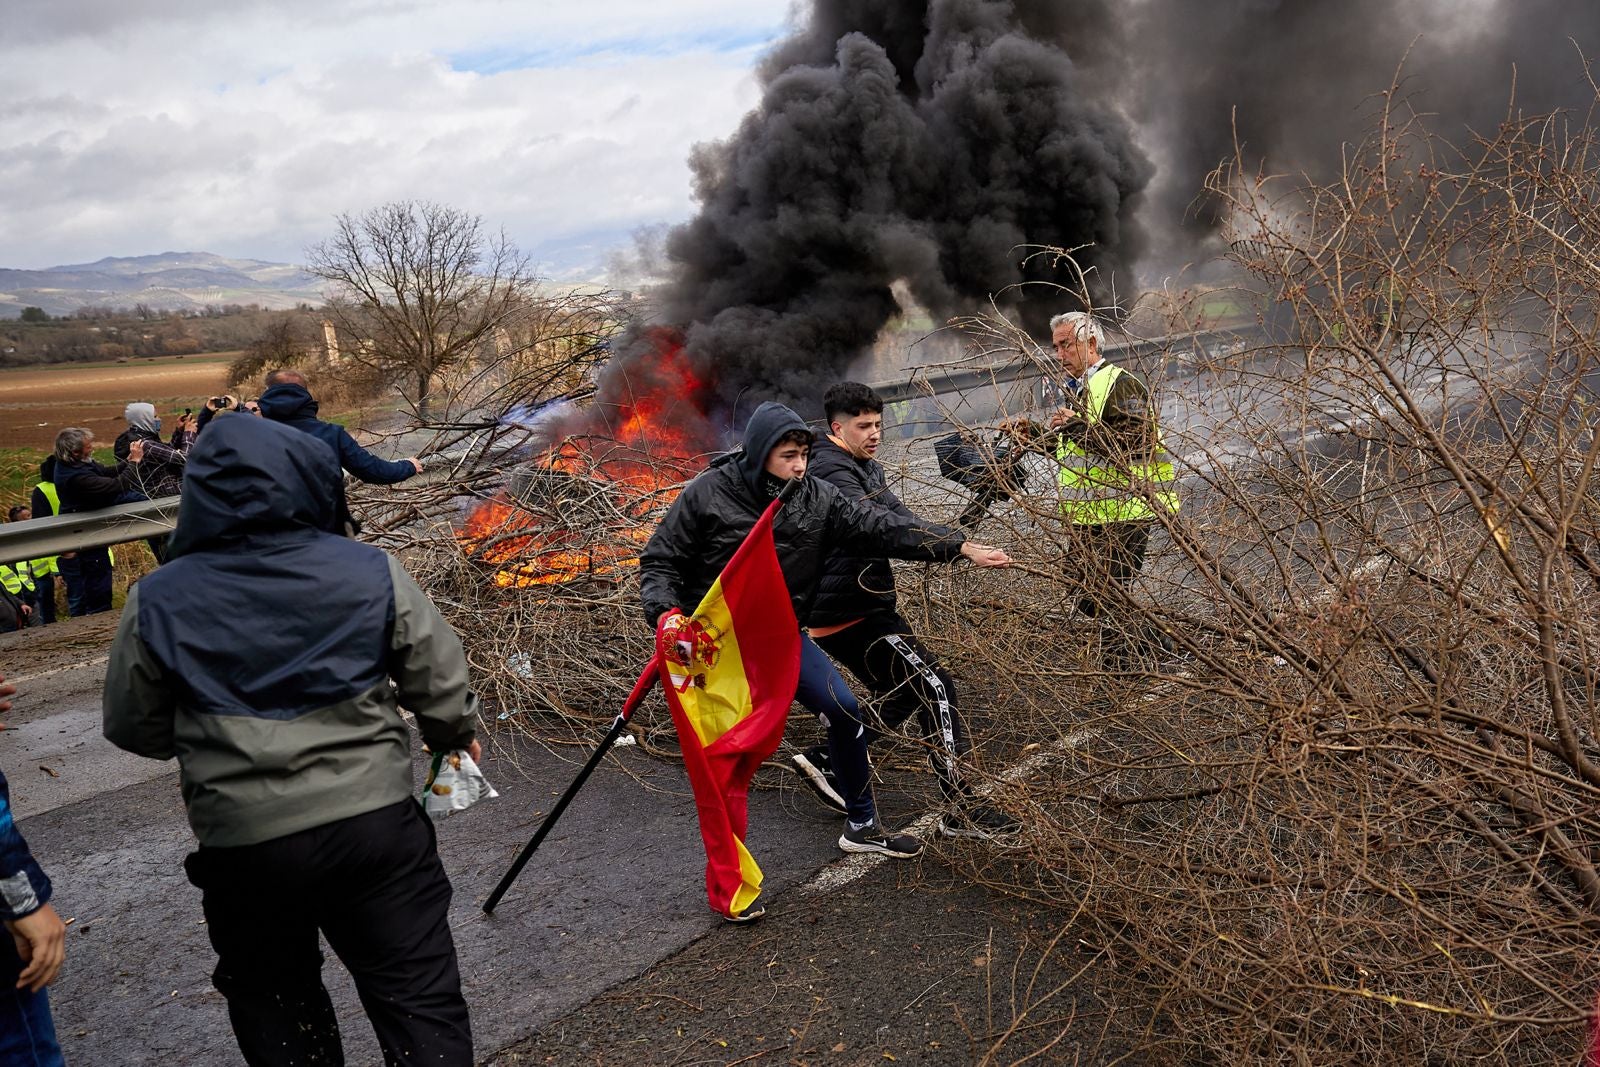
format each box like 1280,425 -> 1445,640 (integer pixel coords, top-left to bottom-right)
184,799 -> 472,1067
815,612 -> 973,800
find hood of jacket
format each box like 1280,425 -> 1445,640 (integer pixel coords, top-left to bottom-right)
166,413 -> 342,558
38,456 -> 55,482
258,382 -> 319,423
124,402 -> 159,434
737,401 -> 811,495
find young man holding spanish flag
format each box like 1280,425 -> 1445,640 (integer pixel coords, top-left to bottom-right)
641,402 -> 1010,921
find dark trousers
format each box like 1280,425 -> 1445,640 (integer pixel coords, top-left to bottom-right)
184,800 -> 472,1067
33,574 -> 56,625
815,612 -> 972,801
55,556 -> 84,618
56,549 -> 111,616
794,634 -> 877,823
1072,522 -> 1165,667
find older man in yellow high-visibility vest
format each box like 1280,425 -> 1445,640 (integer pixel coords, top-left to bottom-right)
1016,311 -> 1179,670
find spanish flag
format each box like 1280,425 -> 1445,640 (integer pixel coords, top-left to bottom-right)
656,496 -> 800,918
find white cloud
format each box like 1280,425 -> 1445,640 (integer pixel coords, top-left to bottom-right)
0,0 -> 795,271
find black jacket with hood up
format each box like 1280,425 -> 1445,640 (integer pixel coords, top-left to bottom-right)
102,415 -> 477,847
258,382 -> 417,485
639,402 -> 966,628
806,434 -> 950,627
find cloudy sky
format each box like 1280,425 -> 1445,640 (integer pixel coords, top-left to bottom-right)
0,0 -> 795,274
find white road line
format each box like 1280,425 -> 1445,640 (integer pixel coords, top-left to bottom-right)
802,726 -> 1100,895
8,655 -> 110,687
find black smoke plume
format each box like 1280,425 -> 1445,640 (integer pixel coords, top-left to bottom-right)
594,0 -> 1150,427
1121,1 -> 1600,249
587,0 -> 1600,437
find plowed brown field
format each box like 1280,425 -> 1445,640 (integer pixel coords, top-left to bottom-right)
0,355 -> 235,450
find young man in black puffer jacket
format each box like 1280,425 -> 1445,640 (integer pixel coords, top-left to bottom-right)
640,402 -> 1011,869
805,382 -> 1020,840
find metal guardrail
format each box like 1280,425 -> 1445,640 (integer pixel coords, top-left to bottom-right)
0,497 -> 180,565
869,325 -> 1255,406
0,325 -> 1261,565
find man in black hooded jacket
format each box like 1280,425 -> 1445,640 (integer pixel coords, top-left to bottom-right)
103,415 -> 479,1065
641,402 -> 1010,882
807,382 -> 1019,840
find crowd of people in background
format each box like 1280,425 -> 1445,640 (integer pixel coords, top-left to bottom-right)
0,372 -> 423,633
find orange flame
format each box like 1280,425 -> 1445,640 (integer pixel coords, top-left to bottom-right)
457,331 -> 713,587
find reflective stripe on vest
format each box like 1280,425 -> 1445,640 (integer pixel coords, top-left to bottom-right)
0,563 -> 34,596
1054,363 -> 1179,524
33,482 -> 62,573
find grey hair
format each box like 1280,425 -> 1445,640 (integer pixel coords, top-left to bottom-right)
264,368 -> 307,388
55,427 -> 93,464
1049,311 -> 1105,348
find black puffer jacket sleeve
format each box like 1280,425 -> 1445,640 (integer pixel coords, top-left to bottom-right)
639,476 -> 706,626
821,483 -> 964,563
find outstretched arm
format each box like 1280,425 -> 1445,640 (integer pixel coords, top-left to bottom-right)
639,485 -> 701,626
336,428 -> 421,485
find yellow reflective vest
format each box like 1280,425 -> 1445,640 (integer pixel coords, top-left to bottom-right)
31,480 -> 62,574
1055,363 -> 1179,525
0,562 -> 34,596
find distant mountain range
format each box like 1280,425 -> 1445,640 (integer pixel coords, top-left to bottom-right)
0,252 -> 327,318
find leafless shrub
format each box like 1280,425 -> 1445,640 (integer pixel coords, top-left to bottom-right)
904,93 -> 1600,1062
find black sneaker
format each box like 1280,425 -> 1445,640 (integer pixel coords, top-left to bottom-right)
724,901 -> 766,924
791,745 -> 846,814
839,820 -> 924,859
937,804 -> 1022,841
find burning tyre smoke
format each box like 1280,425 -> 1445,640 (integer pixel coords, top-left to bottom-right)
600,0 -> 1152,428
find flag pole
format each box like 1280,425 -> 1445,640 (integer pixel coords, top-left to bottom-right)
482,653 -> 661,914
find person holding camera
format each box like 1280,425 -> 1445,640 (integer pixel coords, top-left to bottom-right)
114,403 -> 190,564
52,426 -> 148,615
1008,311 -> 1180,670
803,382 -> 1020,840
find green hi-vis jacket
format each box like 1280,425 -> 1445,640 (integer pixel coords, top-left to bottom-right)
1054,362 -> 1179,525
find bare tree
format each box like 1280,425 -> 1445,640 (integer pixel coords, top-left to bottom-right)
306,201 -> 539,421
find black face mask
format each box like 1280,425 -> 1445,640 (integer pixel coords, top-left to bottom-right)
759,472 -> 790,499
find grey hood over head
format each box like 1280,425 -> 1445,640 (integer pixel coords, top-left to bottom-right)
124,402 -> 159,434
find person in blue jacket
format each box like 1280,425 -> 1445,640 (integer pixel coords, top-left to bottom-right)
0,672 -> 67,1067
257,369 -> 422,484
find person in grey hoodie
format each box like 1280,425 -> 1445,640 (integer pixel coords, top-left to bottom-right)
103,414 -> 479,1066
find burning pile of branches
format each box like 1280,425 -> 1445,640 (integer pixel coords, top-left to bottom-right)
344,327 -> 717,754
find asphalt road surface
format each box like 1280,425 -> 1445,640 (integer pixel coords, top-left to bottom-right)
2,617 -> 869,1065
